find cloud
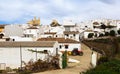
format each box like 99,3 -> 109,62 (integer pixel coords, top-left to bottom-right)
0,0 -> 120,24
99,0 -> 116,4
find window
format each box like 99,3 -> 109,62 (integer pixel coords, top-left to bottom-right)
56,48 -> 58,55
44,50 -> 48,54
73,34 -> 76,37
65,45 -> 68,49
59,45 -> 62,49
56,35 -> 57,37
65,34 -> 69,37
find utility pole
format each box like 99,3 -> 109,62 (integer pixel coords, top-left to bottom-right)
36,49 -> 37,61
20,45 -> 22,70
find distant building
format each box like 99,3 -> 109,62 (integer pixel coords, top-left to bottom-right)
64,31 -> 80,41
23,26 -> 42,39
4,25 -> 24,37
0,25 -> 7,33
27,17 -> 40,26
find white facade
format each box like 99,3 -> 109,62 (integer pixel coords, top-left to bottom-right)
4,25 -> 24,37
64,33 -> 80,41
24,28 -> 39,38
9,36 -> 33,41
63,20 -> 75,26
83,31 -> 94,39
116,20 -> 120,30
0,41 -> 59,69
59,43 -> 81,52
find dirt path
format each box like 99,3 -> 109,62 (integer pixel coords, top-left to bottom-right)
33,43 -> 92,74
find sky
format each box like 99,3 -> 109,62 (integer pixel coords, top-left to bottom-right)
0,0 -> 120,25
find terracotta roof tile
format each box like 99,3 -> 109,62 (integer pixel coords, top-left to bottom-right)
37,38 -> 80,43
27,27 -> 38,29
0,41 -> 56,47
64,31 -> 79,34
44,32 -> 56,35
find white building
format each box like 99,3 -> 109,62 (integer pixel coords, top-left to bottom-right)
0,41 -> 59,69
37,38 -> 81,53
9,36 -> 33,41
116,20 -> 120,30
23,26 -> 43,40
4,25 -> 24,37
40,32 -> 57,38
64,31 -> 80,41
80,30 -> 94,39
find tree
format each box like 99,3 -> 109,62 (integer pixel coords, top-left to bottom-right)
105,32 -> 109,36
117,29 -> 120,35
94,33 -> 98,37
50,20 -> 61,27
100,23 -> 106,32
110,30 -> 116,36
0,33 -> 4,38
88,33 -> 94,38
99,33 -> 104,37
107,25 -> 115,29
93,22 -> 99,25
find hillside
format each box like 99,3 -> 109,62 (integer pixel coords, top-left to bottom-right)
82,37 -> 120,74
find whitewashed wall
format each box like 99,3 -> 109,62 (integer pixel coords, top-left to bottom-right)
0,45 -> 59,69
59,43 -> 81,52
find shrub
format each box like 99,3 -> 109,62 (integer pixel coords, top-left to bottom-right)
105,32 -> 109,36
88,33 -> 94,38
97,57 -> 109,65
94,33 -> 97,37
117,30 -> 120,35
99,33 -> 104,37
110,30 -> 116,36
82,59 -> 120,74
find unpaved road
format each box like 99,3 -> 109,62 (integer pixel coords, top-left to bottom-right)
33,43 -> 92,74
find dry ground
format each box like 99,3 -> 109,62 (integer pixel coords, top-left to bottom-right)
33,43 -> 92,74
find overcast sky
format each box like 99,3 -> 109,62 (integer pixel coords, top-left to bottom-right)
0,0 -> 120,25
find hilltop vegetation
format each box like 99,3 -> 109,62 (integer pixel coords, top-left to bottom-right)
82,37 -> 120,74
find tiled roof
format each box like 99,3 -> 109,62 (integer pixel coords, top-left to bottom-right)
64,31 -> 79,34
44,32 -> 56,35
0,25 -> 6,28
27,27 -> 38,29
0,41 -> 56,47
64,25 -> 75,27
37,38 -> 80,43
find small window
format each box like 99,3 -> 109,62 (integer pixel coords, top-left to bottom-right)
13,39 -> 15,41
65,34 -> 69,37
56,35 -> 57,37
59,45 -> 62,49
65,45 -> 68,49
73,34 -> 76,37
44,50 -> 48,54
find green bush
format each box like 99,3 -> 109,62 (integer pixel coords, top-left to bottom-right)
19,70 -> 32,74
82,59 -> 120,74
99,33 -> 104,37
110,30 -> 116,36
94,33 -> 97,37
105,32 -> 109,36
88,33 -> 94,38
97,57 -> 109,65
117,30 -> 120,35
